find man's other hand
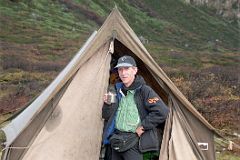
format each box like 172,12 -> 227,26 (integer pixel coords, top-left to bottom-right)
136,126 -> 144,137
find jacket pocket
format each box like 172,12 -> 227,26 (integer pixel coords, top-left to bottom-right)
139,128 -> 160,153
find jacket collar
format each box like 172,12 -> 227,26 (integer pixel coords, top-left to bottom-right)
123,75 -> 145,91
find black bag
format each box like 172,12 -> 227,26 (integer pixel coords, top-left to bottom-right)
109,132 -> 139,152
139,128 -> 160,153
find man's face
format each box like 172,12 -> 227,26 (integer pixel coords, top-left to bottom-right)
118,66 -> 137,87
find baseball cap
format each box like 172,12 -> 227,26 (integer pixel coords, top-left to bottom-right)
114,55 -> 137,68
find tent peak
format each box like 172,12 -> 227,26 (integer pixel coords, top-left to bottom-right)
110,5 -> 121,17
113,3 -> 118,9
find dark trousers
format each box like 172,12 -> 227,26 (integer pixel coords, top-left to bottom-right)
111,143 -> 143,160
104,144 -> 112,160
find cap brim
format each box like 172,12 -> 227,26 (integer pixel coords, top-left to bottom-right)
114,63 -> 133,68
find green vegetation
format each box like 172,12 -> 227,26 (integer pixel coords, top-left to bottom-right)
215,137 -> 240,160
217,152 -> 240,160
144,0 -> 239,50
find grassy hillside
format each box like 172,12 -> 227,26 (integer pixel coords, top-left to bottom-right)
0,0 -> 96,113
0,0 -> 239,158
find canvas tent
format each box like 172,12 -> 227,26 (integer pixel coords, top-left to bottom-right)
1,8 -> 216,160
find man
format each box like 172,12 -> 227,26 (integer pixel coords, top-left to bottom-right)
102,55 -> 169,160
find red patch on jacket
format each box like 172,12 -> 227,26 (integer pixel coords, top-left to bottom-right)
148,97 -> 159,104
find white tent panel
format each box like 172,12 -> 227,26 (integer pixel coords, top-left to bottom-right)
22,43 -> 111,160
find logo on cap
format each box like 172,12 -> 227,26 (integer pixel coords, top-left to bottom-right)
121,56 -> 127,61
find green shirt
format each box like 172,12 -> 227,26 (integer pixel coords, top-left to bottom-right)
115,90 -> 140,132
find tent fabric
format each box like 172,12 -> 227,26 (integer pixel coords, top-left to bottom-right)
1,8 -> 216,160
21,43 -> 111,160
3,78 -> 72,160
159,95 -> 215,160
